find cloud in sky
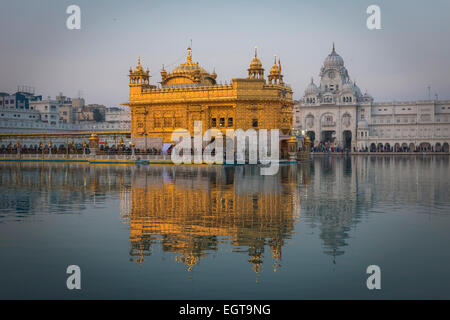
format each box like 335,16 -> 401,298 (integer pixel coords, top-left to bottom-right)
1,0 -> 449,106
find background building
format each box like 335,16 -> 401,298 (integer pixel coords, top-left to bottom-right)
0,89 -> 130,134
105,106 -> 131,131
30,98 -> 60,125
295,44 -> 450,152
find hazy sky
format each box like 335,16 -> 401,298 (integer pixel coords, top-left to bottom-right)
1,0 -> 449,106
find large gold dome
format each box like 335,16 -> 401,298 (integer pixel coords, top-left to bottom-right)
162,48 -> 216,86
249,56 -> 262,69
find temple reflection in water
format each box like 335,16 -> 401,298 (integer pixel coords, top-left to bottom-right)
122,164 -> 308,273
2,156 -> 446,274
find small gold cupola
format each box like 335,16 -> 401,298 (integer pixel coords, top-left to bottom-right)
129,56 -> 154,91
268,55 -> 283,84
160,64 -> 167,82
211,68 -> 217,80
248,46 -> 264,79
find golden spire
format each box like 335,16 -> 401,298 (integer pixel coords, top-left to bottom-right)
134,56 -> 144,73
161,64 -> 167,80
187,47 -> 192,63
270,54 -> 279,73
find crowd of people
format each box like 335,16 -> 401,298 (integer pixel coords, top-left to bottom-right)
310,141 -> 348,153
0,144 -> 90,155
310,141 -> 448,153
0,144 -> 170,156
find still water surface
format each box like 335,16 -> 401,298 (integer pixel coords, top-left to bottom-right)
0,156 -> 449,299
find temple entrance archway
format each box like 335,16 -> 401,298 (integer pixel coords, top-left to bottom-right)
419,142 -> 431,152
343,130 -> 352,149
435,143 -> 442,152
370,143 -> 376,152
401,143 -> 408,152
377,143 -> 383,152
321,130 -> 336,144
307,131 -> 316,147
443,142 -> 449,152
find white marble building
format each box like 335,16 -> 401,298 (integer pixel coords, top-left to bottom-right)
294,44 -> 450,152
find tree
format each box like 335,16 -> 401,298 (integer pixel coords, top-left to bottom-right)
93,108 -> 104,122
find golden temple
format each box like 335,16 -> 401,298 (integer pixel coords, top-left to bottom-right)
126,47 -> 294,149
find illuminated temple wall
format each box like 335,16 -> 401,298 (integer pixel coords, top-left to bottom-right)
126,49 -> 294,147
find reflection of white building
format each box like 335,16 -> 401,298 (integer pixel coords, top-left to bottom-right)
295,44 -> 450,152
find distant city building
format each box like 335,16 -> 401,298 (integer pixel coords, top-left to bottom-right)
56,93 -> 75,124
0,90 -> 130,133
0,90 -> 42,111
71,97 -> 85,109
105,106 -> 131,130
0,90 -> 43,124
75,104 -> 106,122
30,98 -> 60,125
295,44 -> 450,152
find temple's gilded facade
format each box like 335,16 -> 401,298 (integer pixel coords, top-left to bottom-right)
126,48 -> 294,148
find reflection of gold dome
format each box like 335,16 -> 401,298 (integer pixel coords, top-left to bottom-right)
175,254 -> 200,272
162,47 -> 216,86
304,135 -> 311,145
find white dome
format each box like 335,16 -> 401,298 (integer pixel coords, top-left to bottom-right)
352,82 -> 362,96
304,78 -> 319,96
358,119 -> 369,129
342,81 -> 354,93
323,44 -> 344,68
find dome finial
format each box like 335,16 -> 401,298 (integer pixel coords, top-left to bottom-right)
254,46 -> 258,57
332,42 -> 335,53
138,56 -> 141,65
311,77 -> 314,84
187,46 -> 192,62
274,54 -> 277,64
